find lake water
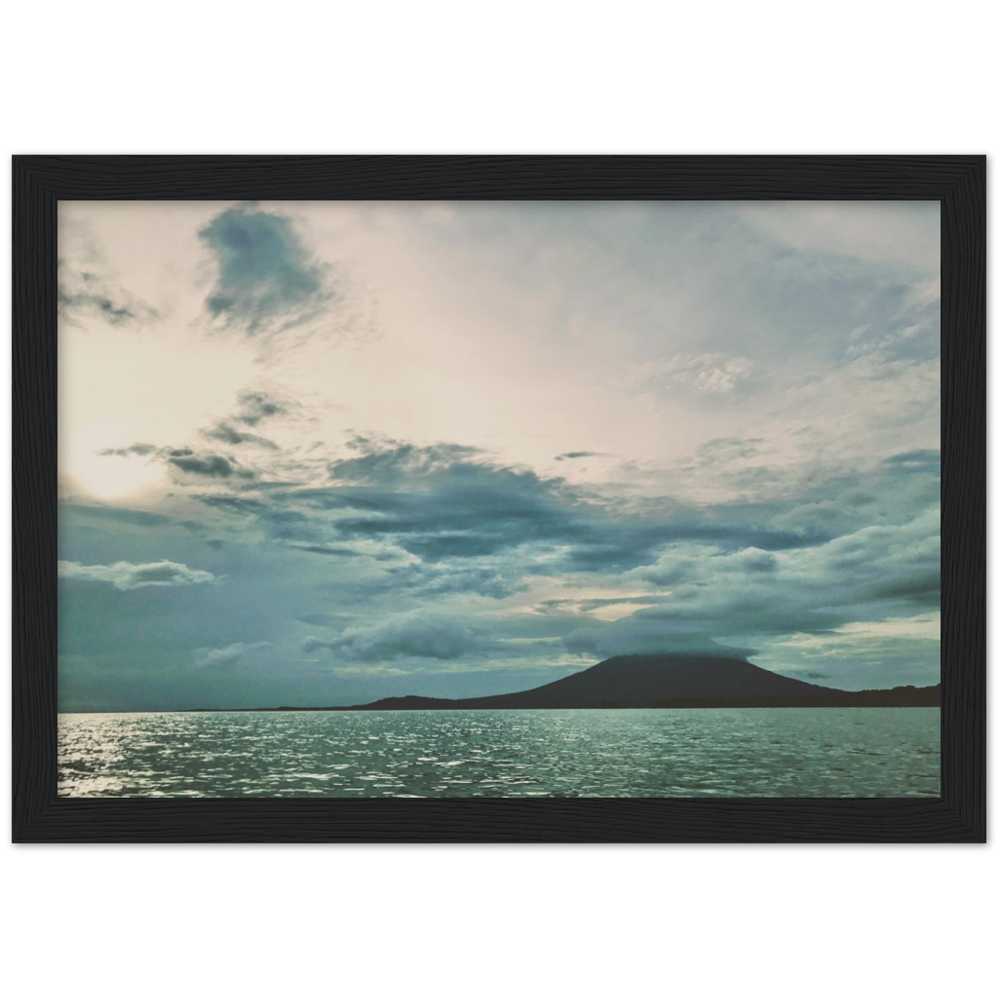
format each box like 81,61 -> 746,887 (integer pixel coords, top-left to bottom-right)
58,707 -> 940,798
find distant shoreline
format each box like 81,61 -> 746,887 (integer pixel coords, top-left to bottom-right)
58,685 -> 941,715
61,654 -> 942,714
217,694 -> 942,713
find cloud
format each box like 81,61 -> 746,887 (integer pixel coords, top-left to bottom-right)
738,201 -> 940,273
565,627 -> 754,659
270,437 -> 848,576
385,560 -> 527,600
96,442 -> 258,480
185,437 -> 938,674
555,451 -> 605,461
328,436 -> 483,485
198,389 -> 290,448
302,610 -> 481,662
234,390 -> 288,426
192,641 -> 271,669
203,421 -> 277,449
61,503 -> 173,528
324,452 -> 599,560
67,441 -> 939,695
166,448 -> 255,480
58,559 -> 215,591
198,205 -> 330,335
286,543 -> 370,557
313,439 -> 595,560
881,449 -> 940,473
58,267 -> 159,327
688,437 -> 765,464
195,494 -> 268,515
754,615 -> 940,688
563,500 -> 940,659
646,353 -> 754,394
97,443 -> 159,458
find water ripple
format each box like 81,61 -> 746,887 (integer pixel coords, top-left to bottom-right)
58,708 -> 940,798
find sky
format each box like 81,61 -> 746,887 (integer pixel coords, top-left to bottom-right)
56,199 -> 941,710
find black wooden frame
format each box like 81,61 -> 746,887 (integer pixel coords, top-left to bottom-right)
12,155 -> 986,842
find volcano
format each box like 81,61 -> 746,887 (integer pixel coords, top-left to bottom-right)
334,654 -> 940,710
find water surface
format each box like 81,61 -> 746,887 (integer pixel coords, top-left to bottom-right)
58,707 -> 940,798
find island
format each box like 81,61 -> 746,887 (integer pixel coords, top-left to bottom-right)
256,654 -> 941,712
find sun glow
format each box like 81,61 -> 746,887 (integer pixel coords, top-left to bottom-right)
64,418 -> 164,499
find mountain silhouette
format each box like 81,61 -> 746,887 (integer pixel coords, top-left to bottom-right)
329,654 -> 941,711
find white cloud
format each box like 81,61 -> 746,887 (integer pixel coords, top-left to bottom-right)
303,610 -> 481,662
643,353 -> 753,394
58,559 -> 215,591
193,641 -> 271,668
738,201 -> 940,273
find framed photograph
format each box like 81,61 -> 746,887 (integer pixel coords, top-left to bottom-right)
12,155 -> 985,842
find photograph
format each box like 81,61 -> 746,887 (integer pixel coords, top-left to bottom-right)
55,197 -> 942,799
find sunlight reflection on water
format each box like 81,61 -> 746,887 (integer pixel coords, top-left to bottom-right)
58,707 -> 940,798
